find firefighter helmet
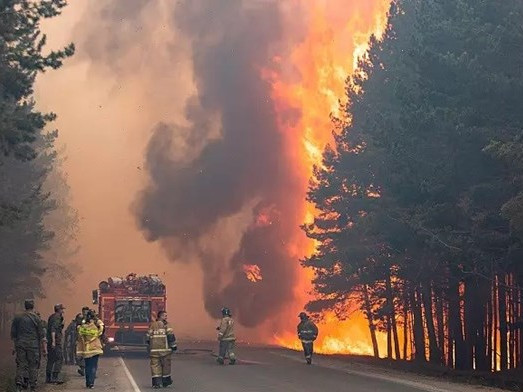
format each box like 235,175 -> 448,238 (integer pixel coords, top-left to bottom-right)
221,307 -> 231,317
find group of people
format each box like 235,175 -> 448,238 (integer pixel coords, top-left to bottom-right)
10,300 -> 105,391
143,307 -> 318,389
11,300 -> 319,391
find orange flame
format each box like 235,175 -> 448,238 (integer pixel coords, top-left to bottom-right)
243,264 -> 263,282
264,0 -> 391,355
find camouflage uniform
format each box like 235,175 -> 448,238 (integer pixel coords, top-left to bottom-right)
46,311 -> 65,383
63,320 -> 77,365
10,307 -> 46,390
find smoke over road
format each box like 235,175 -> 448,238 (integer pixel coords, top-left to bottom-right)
134,0 -> 307,327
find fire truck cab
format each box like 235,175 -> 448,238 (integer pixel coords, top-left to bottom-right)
92,273 -> 166,350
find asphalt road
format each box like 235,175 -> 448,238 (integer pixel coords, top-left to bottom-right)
119,342 -> 438,392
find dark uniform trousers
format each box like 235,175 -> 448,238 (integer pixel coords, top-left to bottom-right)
301,341 -> 314,359
15,346 -> 40,388
46,345 -> 63,374
218,340 -> 236,360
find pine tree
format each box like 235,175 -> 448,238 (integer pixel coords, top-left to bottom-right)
0,0 -> 74,330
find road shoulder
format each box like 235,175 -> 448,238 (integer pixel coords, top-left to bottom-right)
43,357 -> 137,392
271,350 -> 508,392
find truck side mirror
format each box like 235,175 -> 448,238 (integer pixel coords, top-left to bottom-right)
92,289 -> 99,305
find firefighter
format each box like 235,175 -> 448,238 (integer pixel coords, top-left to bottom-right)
216,307 -> 236,365
297,312 -> 318,364
77,309 -> 104,389
10,299 -> 47,392
146,310 -> 177,389
46,304 -> 65,384
76,308 -> 89,376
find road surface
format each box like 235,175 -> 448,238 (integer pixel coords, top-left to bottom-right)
116,342 -> 460,392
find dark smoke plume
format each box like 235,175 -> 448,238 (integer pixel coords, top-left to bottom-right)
79,0 -> 306,328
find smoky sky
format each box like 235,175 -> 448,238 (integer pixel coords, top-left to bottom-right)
80,0 -> 306,327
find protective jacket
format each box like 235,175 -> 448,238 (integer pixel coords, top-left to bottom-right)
217,316 -> 235,341
147,320 -> 176,357
297,319 -> 318,343
76,321 -> 104,358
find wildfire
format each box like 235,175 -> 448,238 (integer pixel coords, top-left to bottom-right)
243,264 -> 263,282
275,312 -> 387,355
265,0 -> 391,355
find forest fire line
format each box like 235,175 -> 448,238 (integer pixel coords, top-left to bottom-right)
264,1 -> 391,354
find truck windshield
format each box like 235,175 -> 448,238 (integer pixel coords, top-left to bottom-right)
115,300 -> 151,323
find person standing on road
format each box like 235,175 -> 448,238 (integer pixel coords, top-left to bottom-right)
77,309 -> 104,389
46,304 -> 65,384
76,307 -> 89,376
216,307 -> 236,365
10,299 -> 47,392
146,310 -> 177,389
297,312 -> 318,365
63,317 -> 77,365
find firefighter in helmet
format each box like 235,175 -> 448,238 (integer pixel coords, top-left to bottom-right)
146,310 -> 177,389
216,307 -> 236,365
297,312 -> 318,364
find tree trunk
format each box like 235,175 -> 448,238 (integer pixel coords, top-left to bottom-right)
362,284 -> 380,358
492,279 -> 499,371
464,280 -> 476,370
467,279 -> 488,371
499,274 -> 508,370
387,313 -> 392,359
509,274 -> 516,369
385,274 -> 401,359
435,291 -> 446,365
486,288 -> 493,371
411,285 -> 426,362
403,300 -> 409,360
449,280 -> 466,369
422,281 -> 442,364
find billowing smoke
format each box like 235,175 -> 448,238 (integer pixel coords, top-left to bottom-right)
74,0 -> 307,328
137,0 -> 305,327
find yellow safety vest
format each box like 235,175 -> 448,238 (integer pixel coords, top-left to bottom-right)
76,321 -> 104,358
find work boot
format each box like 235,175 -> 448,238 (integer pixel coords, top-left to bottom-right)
46,372 -> 52,384
306,357 -> 312,365
162,376 -> 173,387
216,357 -> 224,365
78,367 -> 85,376
229,359 -> 236,365
152,377 -> 162,389
51,372 -> 64,385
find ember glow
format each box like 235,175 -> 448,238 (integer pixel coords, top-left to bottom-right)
267,0 -> 391,354
243,264 -> 263,283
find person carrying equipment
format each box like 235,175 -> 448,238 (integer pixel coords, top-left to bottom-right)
76,309 -> 104,389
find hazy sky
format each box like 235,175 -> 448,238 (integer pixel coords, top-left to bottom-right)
36,1 -> 217,339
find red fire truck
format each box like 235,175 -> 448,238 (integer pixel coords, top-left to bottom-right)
92,273 -> 167,349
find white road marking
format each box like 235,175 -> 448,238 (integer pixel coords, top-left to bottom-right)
271,352 -> 457,392
119,356 -> 142,392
